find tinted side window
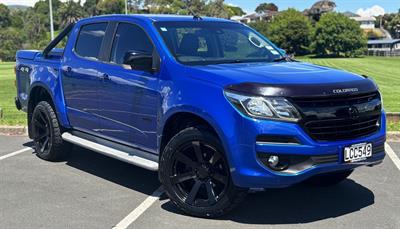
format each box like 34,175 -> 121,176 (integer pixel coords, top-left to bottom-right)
110,23 -> 154,65
75,23 -> 107,60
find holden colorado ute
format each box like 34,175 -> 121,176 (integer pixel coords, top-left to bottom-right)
15,15 -> 386,218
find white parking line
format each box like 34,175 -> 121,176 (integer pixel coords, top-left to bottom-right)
385,143 -> 400,171
0,147 -> 32,161
113,186 -> 164,229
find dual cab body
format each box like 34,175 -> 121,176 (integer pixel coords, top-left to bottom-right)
15,15 -> 386,217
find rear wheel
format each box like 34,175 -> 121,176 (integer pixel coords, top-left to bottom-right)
306,170 -> 354,186
32,101 -> 71,161
159,127 -> 247,218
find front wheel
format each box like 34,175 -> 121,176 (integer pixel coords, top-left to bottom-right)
31,101 -> 71,161
159,127 -> 247,218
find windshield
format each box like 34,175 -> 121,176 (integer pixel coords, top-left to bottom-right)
155,21 -> 283,66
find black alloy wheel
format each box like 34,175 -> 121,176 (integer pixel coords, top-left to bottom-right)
31,101 -> 70,161
171,140 -> 229,207
33,107 -> 52,155
160,126 -> 247,218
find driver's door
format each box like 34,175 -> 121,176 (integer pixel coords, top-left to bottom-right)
97,22 -> 160,153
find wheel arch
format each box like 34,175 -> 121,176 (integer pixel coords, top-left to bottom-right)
159,108 -> 228,159
27,83 -> 58,138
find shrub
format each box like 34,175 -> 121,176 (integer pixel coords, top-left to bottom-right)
312,12 -> 367,57
266,8 -> 313,55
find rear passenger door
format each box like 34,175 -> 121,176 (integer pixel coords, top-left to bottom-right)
97,22 -> 160,153
62,22 -> 108,133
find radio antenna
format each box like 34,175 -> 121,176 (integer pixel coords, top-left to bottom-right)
185,2 -> 202,20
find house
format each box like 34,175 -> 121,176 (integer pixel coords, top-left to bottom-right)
367,39 -> 400,56
231,11 -> 279,24
351,16 -> 376,29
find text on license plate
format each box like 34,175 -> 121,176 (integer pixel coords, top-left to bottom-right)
344,143 -> 372,162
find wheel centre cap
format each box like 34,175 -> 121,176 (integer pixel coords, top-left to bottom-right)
197,164 -> 211,179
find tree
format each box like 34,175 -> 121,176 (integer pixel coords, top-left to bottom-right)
304,0 -> 336,22
248,21 -> 269,37
32,0 -> 63,30
312,12 -> 367,57
23,9 -> 49,49
225,4 -> 245,18
205,0 -> 229,19
84,0 -> 100,16
0,28 -> 24,61
266,8 -> 312,55
385,14 -> 400,39
0,3 -> 11,28
10,9 -> 25,28
255,2 -> 278,13
185,0 -> 207,15
127,0 -> 144,13
58,0 -> 85,26
96,0 -> 125,14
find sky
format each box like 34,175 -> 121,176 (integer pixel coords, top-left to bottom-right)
226,0 -> 399,14
0,0 -> 399,14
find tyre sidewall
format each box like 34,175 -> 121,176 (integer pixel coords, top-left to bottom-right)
160,127 -> 244,218
32,102 -> 55,159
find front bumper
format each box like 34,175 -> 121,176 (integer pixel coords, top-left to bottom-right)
226,111 -> 386,188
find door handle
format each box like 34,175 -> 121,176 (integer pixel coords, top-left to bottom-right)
102,73 -> 110,81
64,66 -> 72,76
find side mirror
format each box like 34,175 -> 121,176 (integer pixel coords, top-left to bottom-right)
277,48 -> 294,59
123,50 -> 154,72
278,48 -> 287,55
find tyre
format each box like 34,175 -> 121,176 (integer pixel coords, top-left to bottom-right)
31,101 -> 71,161
306,170 -> 354,186
159,126 -> 247,218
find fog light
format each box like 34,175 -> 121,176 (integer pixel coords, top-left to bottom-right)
263,154 -> 290,171
268,155 -> 279,168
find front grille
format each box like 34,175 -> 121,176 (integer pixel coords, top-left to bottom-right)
311,154 -> 338,164
291,92 -> 381,141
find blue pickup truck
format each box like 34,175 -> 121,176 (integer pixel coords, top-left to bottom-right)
15,15 -> 386,217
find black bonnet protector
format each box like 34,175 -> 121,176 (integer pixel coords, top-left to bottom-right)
225,78 -> 378,98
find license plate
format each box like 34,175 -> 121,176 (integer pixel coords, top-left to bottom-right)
344,143 -> 372,163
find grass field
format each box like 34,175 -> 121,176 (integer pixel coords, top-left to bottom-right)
0,62 -> 26,125
0,57 -> 399,130
300,56 -> 400,113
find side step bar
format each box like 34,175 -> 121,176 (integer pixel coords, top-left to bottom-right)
62,132 -> 159,171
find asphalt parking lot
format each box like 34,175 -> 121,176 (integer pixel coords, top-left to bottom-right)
1,135 -> 400,229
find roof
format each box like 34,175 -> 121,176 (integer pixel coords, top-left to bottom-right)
367,39 -> 400,45
78,14 -> 233,23
244,11 -> 279,19
351,16 -> 376,22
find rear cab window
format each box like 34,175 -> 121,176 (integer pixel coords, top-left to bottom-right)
75,23 -> 108,60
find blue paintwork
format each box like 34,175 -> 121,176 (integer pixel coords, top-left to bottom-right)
15,15 -> 386,188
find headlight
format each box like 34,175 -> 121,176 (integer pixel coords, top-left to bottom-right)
224,91 -> 301,122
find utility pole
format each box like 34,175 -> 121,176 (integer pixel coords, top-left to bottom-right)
125,0 -> 128,14
49,0 -> 54,40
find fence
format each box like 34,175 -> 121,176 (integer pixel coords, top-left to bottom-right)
365,50 -> 400,57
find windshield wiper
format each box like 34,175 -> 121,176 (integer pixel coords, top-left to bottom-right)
212,60 -> 243,65
273,56 -> 289,62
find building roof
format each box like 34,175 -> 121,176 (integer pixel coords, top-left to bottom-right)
351,16 -> 376,22
244,11 -> 279,19
367,39 -> 400,45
